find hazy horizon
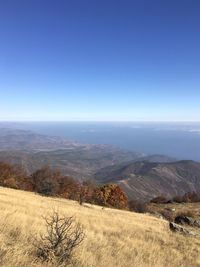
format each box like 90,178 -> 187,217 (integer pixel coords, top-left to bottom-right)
1,121 -> 200,161
1,120 -> 200,123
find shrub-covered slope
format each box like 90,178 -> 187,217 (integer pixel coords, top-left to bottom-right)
0,187 -> 199,267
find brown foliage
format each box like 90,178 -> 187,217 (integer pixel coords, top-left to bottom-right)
0,162 -> 130,211
160,209 -> 174,222
78,180 -> 97,205
0,161 -> 30,190
58,178 -> 97,205
58,176 -> 80,200
95,184 -> 128,209
0,162 -> 19,188
3,177 -> 18,189
31,166 -> 61,196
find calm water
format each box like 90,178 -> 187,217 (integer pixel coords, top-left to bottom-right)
2,122 -> 200,161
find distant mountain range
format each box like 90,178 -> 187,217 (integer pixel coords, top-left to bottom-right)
1,127 -> 199,201
0,128 -> 143,178
0,128 -> 77,150
95,160 -> 200,200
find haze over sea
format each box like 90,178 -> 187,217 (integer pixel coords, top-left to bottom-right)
2,122 -> 200,161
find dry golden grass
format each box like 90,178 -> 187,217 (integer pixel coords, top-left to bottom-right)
0,187 -> 200,267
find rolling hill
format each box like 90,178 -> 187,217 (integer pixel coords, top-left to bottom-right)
95,160 -> 200,200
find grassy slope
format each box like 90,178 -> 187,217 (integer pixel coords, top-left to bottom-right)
0,187 -> 200,267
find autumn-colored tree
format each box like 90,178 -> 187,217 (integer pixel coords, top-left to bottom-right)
3,177 -> 18,189
0,162 -> 129,211
77,180 -> 98,205
0,162 -> 17,186
58,176 -> 80,200
31,166 -> 61,196
96,184 -> 128,209
0,161 -> 28,190
18,176 -> 34,191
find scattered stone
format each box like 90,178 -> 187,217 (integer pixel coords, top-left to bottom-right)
174,216 -> 194,225
169,222 -> 199,237
169,222 -> 190,234
174,216 -> 200,228
193,220 -> 200,227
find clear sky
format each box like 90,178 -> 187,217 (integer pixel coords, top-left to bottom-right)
0,0 -> 200,121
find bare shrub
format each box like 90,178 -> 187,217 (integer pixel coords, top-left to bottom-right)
34,211 -> 85,265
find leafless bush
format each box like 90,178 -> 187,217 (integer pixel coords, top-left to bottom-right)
34,211 -> 85,265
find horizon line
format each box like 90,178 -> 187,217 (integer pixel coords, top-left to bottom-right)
0,120 -> 200,123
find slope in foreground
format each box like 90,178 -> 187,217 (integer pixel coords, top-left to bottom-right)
0,187 -> 199,267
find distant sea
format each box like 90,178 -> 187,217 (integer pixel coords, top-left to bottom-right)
2,121 -> 200,161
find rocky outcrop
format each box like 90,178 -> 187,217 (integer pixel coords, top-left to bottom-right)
169,222 -> 200,237
169,222 -> 190,234
174,216 -> 200,227
174,216 -> 194,225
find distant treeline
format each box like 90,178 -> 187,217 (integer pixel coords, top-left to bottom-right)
0,162 -> 128,210
150,192 -> 200,204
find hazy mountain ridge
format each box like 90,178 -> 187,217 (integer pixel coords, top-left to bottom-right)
95,160 -> 200,200
0,128 -> 143,179
0,128 -> 77,150
0,148 -> 142,180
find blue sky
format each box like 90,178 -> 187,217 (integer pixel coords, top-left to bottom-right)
0,0 -> 200,121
